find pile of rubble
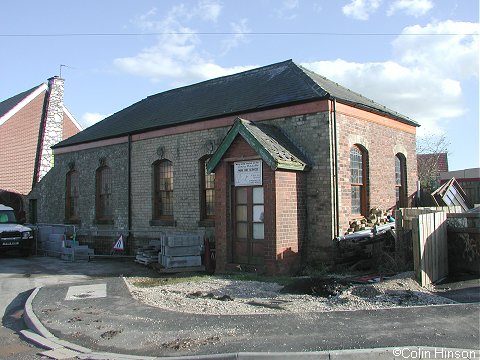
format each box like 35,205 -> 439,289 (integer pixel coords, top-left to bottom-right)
125,272 -> 455,316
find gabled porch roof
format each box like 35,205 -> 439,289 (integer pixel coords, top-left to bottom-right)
207,117 -> 310,173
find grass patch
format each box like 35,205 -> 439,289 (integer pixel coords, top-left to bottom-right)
130,273 -> 212,288
220,273 -> 293,286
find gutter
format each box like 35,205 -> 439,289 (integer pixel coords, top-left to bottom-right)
332,99 -> 340,238
127,134 -> 132,237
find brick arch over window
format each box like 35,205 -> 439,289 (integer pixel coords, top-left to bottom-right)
95,165 -> 112,223
65,169 -> 79,222
395,153 -> 407,208
152,159 -> 174,224
199,155 -> 215,224
350,144 -> 369,216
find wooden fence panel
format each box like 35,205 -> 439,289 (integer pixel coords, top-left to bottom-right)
395,206 -> 461,270
413,212 -> 448,287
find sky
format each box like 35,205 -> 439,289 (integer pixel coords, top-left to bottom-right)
1,0 -> 478,171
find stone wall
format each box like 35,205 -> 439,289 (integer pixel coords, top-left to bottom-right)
130,127 -> 227,234
29,142 -> 129,228
29,102 -> 417,267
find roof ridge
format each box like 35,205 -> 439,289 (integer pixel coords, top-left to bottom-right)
147,59 -> 295,100
289,61 -> 329,98
0,83 -> 47,124
0,83 -> 44,107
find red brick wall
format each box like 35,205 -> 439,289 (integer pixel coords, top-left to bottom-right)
0,92 -> 80,196
62,112 -> 80,140
214,134 -> 307,275
0,91 -> 46,195
274,170 -> 306,274
335,105 -> 418,233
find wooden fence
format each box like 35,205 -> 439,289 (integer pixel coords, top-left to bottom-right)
394,206 -> 462,287
446,212 -> 480,275
412,212 -> 448,287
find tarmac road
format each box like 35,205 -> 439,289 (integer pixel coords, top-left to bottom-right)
31,276 -> 480,358
1,256 -> 479,359
0,254 -> 156,359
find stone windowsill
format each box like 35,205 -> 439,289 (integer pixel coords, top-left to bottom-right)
150,219 -> 176,227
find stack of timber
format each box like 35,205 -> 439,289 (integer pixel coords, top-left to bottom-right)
159,234 -> 204,272
135,240 -> 162,265
335,208 -> 396,270
344,208 -> 391,235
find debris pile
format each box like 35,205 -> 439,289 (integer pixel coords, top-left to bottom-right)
345,208 -> 392,235
135,240 -> 162,265
335,208 -> 396,271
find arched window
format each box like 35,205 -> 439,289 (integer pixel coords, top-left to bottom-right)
199,156 -> 215,221
395,153 -> 407,208
153,160 -> 173,220
65,170 -> 79,221
96,165 -> 112,222
350,145 -> 368,215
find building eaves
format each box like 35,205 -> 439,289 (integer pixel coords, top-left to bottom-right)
54,59 -> 419,149
296,64 -> 419,127
53,60 -> 324,149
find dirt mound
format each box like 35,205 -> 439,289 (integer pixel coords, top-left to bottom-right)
281,277 -> 351,297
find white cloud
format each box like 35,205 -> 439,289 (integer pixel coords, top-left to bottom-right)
392,20 -> 479,79
387,0 -> 433,17
198,0 -> 223,22
221,19 -> 250,55
115,2 -> 253,85
301,20 -> 478,136
302,59 -> 464,136
342,0 -> 382,20
275,0 -> 300,20
81,112 -> 111,127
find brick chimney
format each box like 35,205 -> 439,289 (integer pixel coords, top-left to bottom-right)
36,76 -> 65,182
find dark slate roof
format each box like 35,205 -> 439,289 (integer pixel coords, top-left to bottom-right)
207,118 -> 310,172
0,85 -> 43,119
54,59 -> 418,149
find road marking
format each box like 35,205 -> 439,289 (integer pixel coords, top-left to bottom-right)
65,284 -> 106,300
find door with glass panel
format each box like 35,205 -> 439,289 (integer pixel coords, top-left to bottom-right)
232,186 -> 265,265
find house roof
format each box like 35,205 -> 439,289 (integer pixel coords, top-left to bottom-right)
54,59 -> 419,149
207,117 -> 310,173
0,82 -> 82,131
417,153 -> 449,173
0,84 -> 45,123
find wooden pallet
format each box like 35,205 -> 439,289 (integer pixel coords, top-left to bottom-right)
134,256 -> 157,265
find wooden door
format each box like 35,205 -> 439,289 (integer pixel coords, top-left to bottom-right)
232,186 -> 265,265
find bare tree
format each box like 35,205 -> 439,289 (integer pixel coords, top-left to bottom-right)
416,134 -> 450,194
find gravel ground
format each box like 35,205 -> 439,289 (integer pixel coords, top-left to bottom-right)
124,272 -> 455,315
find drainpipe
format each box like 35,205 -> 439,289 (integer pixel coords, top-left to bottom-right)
332,99 -> 340,238
128,134 -> 132,238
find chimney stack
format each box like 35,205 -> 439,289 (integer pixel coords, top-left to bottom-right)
36,76 -> 65,181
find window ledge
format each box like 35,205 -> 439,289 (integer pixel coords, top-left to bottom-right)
64,219 -> 81,225
150,219 -> 176,227
198,219 -> 215,227
95,218 -> 114,225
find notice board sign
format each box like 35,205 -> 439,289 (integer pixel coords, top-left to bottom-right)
234,160 -> 262,186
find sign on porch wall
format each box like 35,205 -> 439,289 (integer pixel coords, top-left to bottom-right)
234,160 -> 262,186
